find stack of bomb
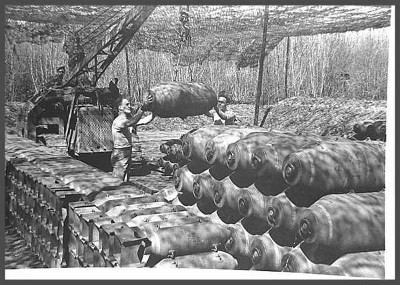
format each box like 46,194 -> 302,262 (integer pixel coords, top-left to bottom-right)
174,126 -> 325,231
177,125 -> 343,231
231,132 -> 350,233
174,125 -> 270,211
242,191 -> 386,278
248,139 -> 385,277
212,131 -> 339,269
157,139 -> 188,176
174,124 -> 386,277
352,120 -> 386,141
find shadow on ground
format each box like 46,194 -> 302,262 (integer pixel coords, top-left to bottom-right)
5,216 -> 46,269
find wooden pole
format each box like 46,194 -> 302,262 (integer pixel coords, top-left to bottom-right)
253,5 -> 269,126
125,47 -> 132,101
259,106 -> 272,127
285,37 -> 290,98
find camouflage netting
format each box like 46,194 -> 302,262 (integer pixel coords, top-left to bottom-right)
5,5 -> 391,68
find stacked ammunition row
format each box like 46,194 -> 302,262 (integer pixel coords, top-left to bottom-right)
173,125 -> 385,278
5,134 -> 83,268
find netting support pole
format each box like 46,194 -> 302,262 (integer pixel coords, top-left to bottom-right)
254,5 -> 269,126
125,47 -> 132,101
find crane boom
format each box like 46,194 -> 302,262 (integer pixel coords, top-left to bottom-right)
64,5 -> 157,87
20,5 -> 157,147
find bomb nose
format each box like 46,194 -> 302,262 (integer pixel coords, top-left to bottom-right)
224,237 -> 234,251
380,125 -> 386,137
160,144 -> 168,154
251,154 -> 261,170
205,148 -> 214,163
226,151 -> 235,167
238,197 -> 249,217
251,248 -> 261,265
298,219 -> 312,240
182,142 -> 190,158
266,207 -> 277,227
214,190 -> 222,206
174,175 -> 180,188
193,181 -> 201,199
284,163 -> 296,180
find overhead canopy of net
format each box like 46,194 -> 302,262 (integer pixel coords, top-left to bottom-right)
5,5 -> 391,68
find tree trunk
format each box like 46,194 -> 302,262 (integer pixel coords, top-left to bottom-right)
38,44 -> 43,83
125,47 -> 132,101
30,45 -> 38,93
285,37 -> 290,98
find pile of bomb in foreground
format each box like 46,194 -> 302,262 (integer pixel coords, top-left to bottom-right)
5,117 -> 386,278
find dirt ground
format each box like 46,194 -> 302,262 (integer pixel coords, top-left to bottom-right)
6,96 -> 386,137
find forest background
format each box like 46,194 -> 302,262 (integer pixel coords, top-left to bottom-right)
4,26 -> 389,105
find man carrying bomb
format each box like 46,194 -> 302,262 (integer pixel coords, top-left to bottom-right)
206,90 -> 237,125
111,96 -> 154,181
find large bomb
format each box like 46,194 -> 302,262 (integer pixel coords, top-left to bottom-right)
212,176 -> 247,224
250,134 -> 341,195
282,246 -> 385,278
296,191 -> 385,264
204,126 -> 267,180
142,222 -> 231,258
225,131 -> 294,173
173,162 -> 209,206
144,82 -> 217,119
266,192 -> 305,247
282,140 -> 385,206
192,170 -> 219,214
250,232 -> 292,271
134,216 -> 211,238
159,139 -> 183,155
224,223 -> 255,269
366,120 -> 386,141
237,187 -> 274,221
152,251 -> 238,269
181,125 -> 236,162
281,246 -> 341,275
352,120 -> 373,140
